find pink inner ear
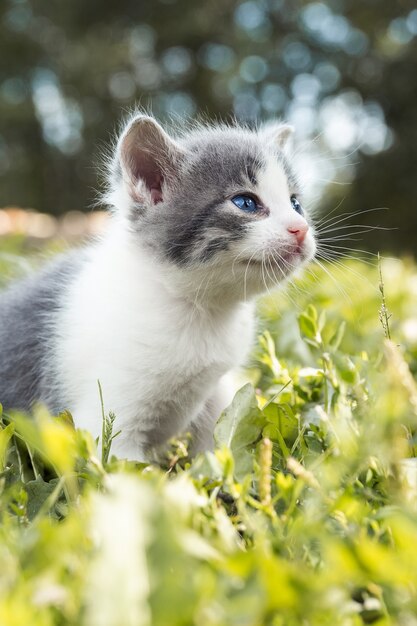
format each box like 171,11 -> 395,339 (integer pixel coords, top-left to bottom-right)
148,171 -> 163,204
150,187 -> 163,204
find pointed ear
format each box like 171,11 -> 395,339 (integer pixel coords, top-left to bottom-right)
261,122 -> 294,150
118,115 -> 184,204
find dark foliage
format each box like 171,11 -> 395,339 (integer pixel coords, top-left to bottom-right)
1,0 -> 416,253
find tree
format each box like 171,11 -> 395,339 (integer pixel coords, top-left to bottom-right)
1,0 -> 416,253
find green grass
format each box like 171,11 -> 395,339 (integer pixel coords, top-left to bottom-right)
1,240 -> 417,625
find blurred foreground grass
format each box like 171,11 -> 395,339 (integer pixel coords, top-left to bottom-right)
1,236 -> 417,626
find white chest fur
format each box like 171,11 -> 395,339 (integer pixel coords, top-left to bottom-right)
54,223 -> 255,459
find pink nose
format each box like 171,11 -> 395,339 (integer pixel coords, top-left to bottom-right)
287,222 -> 308,246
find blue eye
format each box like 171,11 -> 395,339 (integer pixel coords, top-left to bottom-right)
232,194 -> 258,213
291,195 -> 303,215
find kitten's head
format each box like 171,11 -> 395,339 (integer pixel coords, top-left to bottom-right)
108,113 -> 316,302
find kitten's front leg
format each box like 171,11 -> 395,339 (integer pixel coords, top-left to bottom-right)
109,433 -> 147,462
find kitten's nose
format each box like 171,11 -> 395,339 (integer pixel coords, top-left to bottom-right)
287,222 -> 309,246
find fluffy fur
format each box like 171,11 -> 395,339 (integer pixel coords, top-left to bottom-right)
0,114 -> 316,460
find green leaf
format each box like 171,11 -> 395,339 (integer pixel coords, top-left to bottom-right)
306,304 -> 318,322
0,422 -> 15,471
25,476 -> 61,520
333,353 -> 358,384
329,321 -> 346,351
318,309 -> 327,333
59,409 -> 75,429
214,383 -> 265,480
298,312 -> 317,340
263,403 -> 298,443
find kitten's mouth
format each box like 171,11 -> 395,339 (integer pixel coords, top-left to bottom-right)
239,258 -> 263,266
238,248 -> 304,268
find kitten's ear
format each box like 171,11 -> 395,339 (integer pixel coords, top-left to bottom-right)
118,115 -> 184,204
261,122 -> 294,150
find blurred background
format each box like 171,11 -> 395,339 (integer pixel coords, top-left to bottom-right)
0,0 -> 416,255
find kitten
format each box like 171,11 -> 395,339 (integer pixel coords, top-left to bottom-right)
0,114 -> 316,460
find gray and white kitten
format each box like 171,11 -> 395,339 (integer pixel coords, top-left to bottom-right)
0,114 -> 316,460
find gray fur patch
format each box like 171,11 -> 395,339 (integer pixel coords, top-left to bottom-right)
164,198 -> 248,264
0,252 -> 83,412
